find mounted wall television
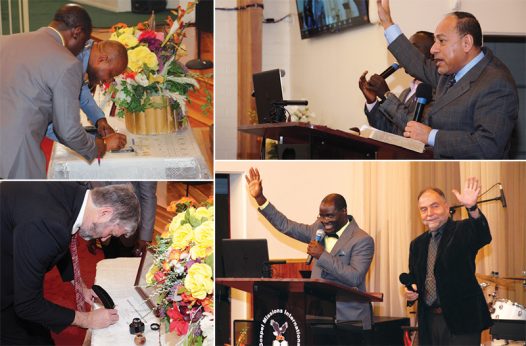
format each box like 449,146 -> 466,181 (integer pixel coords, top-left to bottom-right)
296,0 -> 369,39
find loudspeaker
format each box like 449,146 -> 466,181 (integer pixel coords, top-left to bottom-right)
195,0 -> 213,33
131,0 -> 167,14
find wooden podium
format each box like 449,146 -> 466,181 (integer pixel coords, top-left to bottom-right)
217,278 -> 383,345
238,122 -> 434,159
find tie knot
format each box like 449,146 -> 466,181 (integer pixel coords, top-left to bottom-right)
326,233 -> 339,239
447,75 -> 456,88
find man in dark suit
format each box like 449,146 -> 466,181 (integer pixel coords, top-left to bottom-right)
376,0 -> 518,159
359,31 -> 435,135
0,182 -> 140,345
405,177 -> 492,345
245,167 -> 375,334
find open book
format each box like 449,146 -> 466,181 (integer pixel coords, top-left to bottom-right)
358,125 -> 425,153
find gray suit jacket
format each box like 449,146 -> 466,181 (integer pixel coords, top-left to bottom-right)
388,34 -> 518,159
0,28 -> 97,178
259,202 -> 375,329
365,87 -> 433,136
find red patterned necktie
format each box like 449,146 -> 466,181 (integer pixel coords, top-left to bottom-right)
70,232 -> 86,312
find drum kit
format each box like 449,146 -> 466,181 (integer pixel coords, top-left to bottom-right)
477,271 -> 526,345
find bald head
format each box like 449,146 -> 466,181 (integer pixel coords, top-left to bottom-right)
50,4 -> 92,56
321,194 -> 347,210
410,31 -> 435,59
51,4 -> 92,37
87,40 -> 128,85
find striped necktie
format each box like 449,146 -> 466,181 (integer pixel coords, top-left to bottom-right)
445,74 -> 456,93
70,233 -> 86,311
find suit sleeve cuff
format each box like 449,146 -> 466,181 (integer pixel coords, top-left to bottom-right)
259,200 -> 270,210
365,101 -> 377,112
428,129 -> 438,146
385,24 -> 402,45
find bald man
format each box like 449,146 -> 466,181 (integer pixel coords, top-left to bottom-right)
46,39 -> 129,140
0,4 -> 126,178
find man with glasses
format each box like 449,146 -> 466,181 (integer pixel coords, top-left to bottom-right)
376,0 -> 518,159
0,182 -> 140,344
245,167 -> 375,339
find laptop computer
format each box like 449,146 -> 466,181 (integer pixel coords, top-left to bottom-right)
221,239 -> 270,278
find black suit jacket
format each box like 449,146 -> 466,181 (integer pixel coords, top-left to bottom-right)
0,182 -> 87,333
408,213 -> 492,344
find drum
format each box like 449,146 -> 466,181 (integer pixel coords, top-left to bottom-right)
491,299 -> 526,320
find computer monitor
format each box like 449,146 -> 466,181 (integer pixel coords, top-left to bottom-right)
221,239 -> 270,278
252,69 -> 285,123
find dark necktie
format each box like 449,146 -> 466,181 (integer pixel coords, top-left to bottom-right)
424,231 -> 441,306
70,233 -> 86,312
445,75 -> 456,93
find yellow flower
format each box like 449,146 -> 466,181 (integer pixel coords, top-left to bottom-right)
194,206 -> 214,221
190,244 -> 212,260
184,263 -> 213,299
193,220 -> 213,248
146,265 -> 159,285
128,46 -> 158,72
171,223 -> 193,250
149,74 -> 165,84
110,32 -> 138,49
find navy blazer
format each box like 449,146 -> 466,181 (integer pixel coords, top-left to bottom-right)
408,213 -> 492,344
0,182 -> 87,333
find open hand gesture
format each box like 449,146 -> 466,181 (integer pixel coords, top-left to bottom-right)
245,167 -> 267,205
452,177 -> 481,209
377,0 -> 394,29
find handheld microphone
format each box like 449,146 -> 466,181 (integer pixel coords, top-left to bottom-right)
379,63 -> 400,79
399,273 -> 417,307
306,229 -> 325,265
412,83 -> 433,122
272,100 -> 309,106
498,183 -> 507,208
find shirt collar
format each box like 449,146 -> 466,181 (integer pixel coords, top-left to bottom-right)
429,220 -> 448,239
454,50 -> 485,82
47,26 -> 65,47
336,221 -> 350,238
72,190 -> 90,235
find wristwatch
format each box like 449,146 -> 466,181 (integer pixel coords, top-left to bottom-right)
466,204 -> 478,212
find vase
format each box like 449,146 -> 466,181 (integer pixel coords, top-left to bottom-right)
124,96 -> 184,135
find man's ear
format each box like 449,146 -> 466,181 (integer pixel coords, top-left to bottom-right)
96,206 -> 114,223
71,26 -> 83,40
462,34 -> 474,52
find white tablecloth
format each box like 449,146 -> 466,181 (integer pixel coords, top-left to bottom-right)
89,258 -> 182,346
48,116 -> 210,179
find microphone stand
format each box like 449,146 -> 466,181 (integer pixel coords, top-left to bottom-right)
449,196 -> 503,215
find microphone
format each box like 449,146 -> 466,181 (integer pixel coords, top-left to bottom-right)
306,229 -> 325,265
379,63 -> 400,79
272,100 -> 309,106
399,273 -> 417,307
412,83 -> 433,122
498,183 -> 507,208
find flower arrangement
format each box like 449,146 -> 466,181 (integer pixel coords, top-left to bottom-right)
289,106 -> 315,123
103,3 -> 199,125
146,197 -> 214,345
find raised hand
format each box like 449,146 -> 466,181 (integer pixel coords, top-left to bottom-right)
377,0 -> 394,29
359,71 -> 377,103
452,177 -> 481,209
245,167 -> 267,206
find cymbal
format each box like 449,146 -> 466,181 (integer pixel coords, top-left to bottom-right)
476,273 -> 526,286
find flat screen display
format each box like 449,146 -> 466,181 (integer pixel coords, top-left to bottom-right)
296,0 -> 369,39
